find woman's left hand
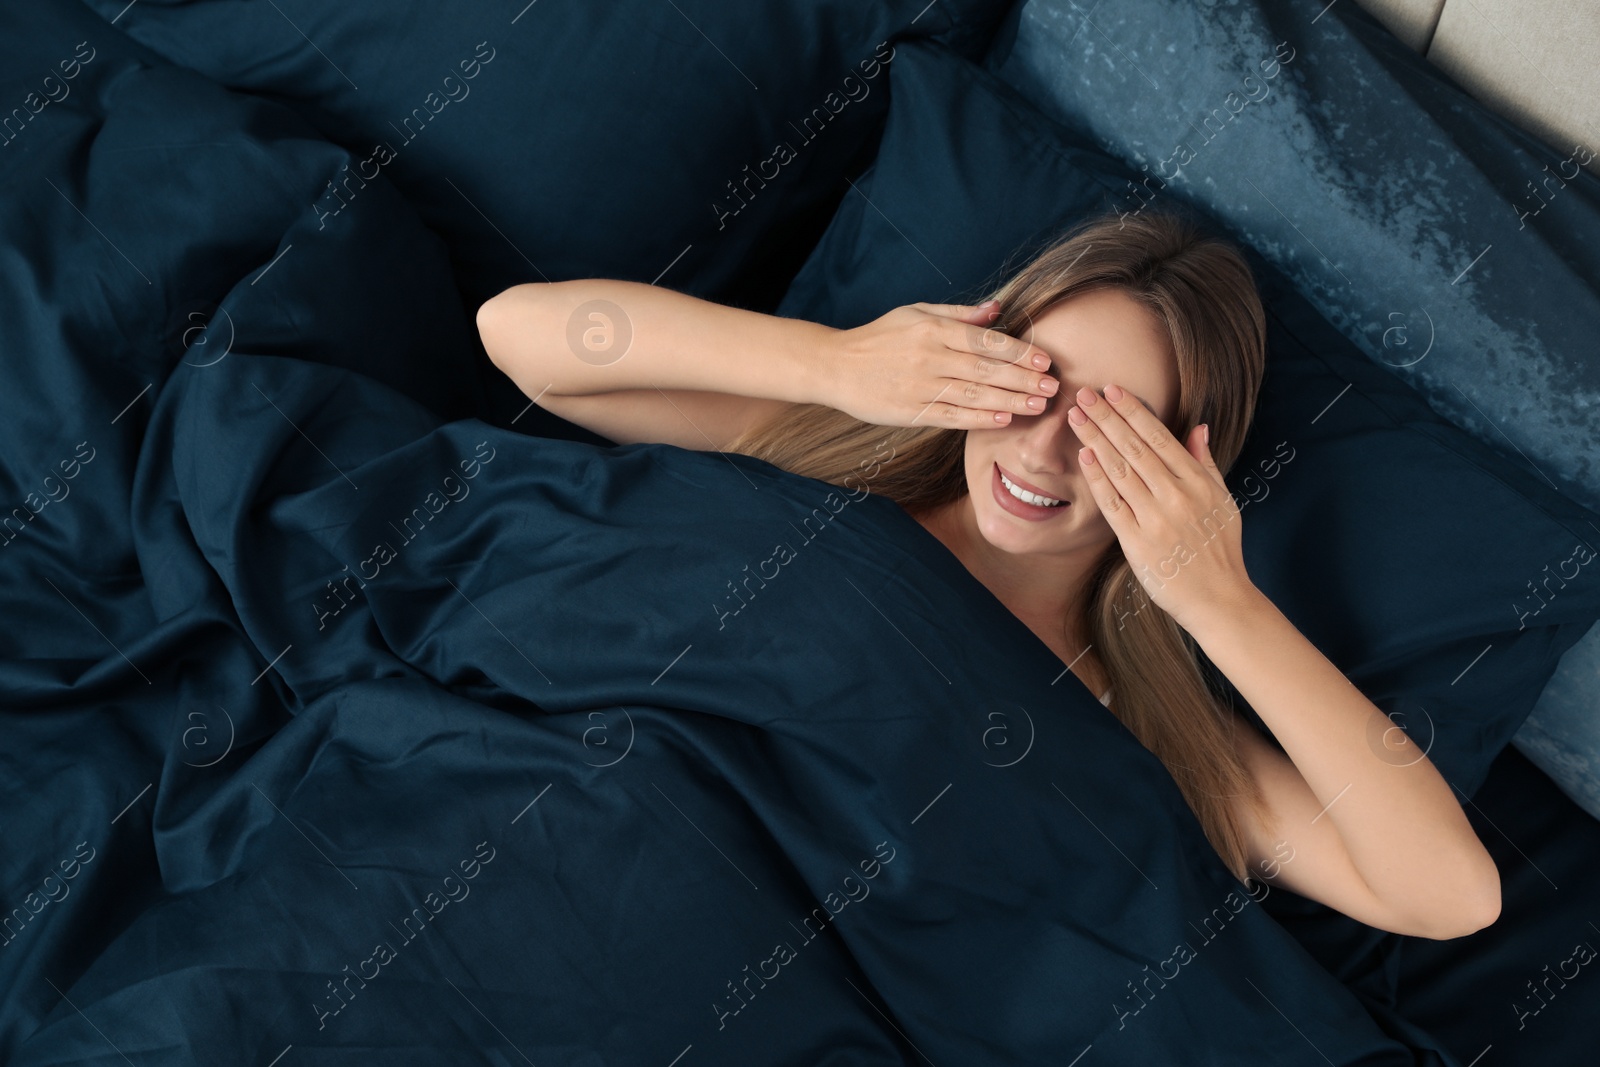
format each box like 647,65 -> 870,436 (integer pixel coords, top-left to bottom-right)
1066,383 -> 1255,631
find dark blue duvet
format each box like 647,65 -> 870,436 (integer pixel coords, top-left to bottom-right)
1,336 -> 1463,1064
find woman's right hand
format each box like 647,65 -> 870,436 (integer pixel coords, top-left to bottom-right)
816,301 -> 1061,428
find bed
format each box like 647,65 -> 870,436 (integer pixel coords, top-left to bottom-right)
2,1 -> 1597,1064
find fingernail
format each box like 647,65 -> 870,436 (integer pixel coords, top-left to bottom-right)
1201,423 -> 1210,445
1032,354 -> 1049,370
1103,383 -> 1124,402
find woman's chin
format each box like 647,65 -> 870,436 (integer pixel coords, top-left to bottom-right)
975,503 -> 1105,556
976,509 -> 1049,552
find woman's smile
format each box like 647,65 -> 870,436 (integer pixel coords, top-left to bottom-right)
991,461 -> 1072,520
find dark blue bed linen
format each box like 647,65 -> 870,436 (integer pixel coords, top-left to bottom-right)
1393,744 -> 1600,1065
1259,743 -> 1600,1067
6,372 -> 1459,1066
0,4 -> 1464,1063
0,0 -> 485,682
75,0 -> 1017,315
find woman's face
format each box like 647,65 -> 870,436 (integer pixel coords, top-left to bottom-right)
963,287 -> 1181,556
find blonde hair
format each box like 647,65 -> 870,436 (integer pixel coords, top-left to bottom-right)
726,211 -> 1271,881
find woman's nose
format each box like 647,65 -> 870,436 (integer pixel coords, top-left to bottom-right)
1015,388 -> 1083,464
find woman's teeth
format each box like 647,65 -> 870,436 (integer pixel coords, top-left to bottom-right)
999,471 -> 1063,507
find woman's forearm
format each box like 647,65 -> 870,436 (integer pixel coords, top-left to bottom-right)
1189,584 -> 1500,932
476,279 -> 835,405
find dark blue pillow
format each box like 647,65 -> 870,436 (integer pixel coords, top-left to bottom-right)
776,37 -> 1600,805
983,0 -> 1600,521
79,0 -> 1016,309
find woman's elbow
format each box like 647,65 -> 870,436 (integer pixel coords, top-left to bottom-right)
1406,860 -> 1502,940
476,282 -> 553,370
1458,863 -> 1503,935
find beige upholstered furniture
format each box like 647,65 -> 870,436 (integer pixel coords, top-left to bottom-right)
1355,0 -> 1600,175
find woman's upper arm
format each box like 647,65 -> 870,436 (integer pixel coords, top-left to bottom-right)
476,282 -> 796,451
533,388 -> 792,451
1229,710 -> 1416,934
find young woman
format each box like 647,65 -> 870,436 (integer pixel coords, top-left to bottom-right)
476,212 -> 1501,939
